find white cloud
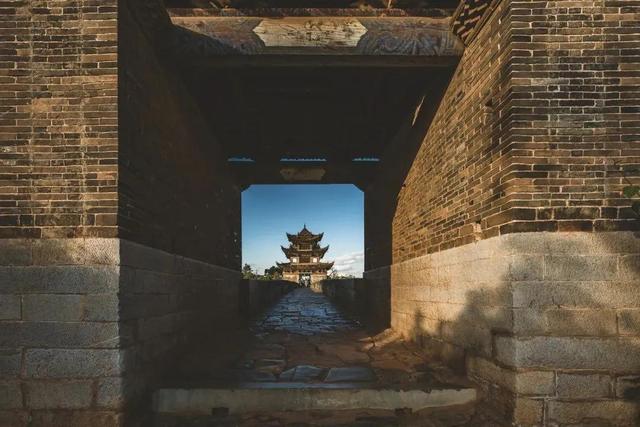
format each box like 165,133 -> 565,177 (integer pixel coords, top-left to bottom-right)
331,251 -> 364,277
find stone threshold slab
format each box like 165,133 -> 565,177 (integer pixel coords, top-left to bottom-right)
153,387 -> 477,414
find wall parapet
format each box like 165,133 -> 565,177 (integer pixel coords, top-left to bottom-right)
239,279 -> 298,317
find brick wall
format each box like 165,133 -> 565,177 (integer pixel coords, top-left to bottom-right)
0,0 -> 239,265
0,0 -> 244,424
118,0 -> 241,268
392,0 -> 639,264
380,0 -> 640,425
0,0 -> 118,240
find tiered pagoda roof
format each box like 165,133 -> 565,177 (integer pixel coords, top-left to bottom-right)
281,245 -> 329,259
286,225 -> 323,244
277,225 -> 334,272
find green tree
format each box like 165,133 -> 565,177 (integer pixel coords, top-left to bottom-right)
242,263 -> 256,279
262,265 -> 283,280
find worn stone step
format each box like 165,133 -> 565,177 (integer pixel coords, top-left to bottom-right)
153,386 -> 477,415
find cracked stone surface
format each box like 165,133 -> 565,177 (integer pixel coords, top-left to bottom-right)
174,288 -> 471,392
163,288 -> 506,426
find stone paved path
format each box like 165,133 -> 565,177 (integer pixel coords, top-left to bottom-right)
165,288 -> 507,426
177,288 -> 471,389
253,288 -> 358,335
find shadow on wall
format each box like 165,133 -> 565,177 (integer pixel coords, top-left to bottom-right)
402,231 -> 640,425
365,70 -> 453,271
321,278 -> 390,333
116,240 -> 243,426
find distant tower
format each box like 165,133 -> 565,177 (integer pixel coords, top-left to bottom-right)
278,225 -> 334,286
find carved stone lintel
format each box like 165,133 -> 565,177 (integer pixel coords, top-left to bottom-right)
168,16 -> 464,59
253,18 -> 368,48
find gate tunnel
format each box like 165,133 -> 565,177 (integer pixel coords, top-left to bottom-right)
2,0 -> 639,426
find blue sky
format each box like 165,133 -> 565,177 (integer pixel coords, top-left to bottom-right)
242,184 -> 364,277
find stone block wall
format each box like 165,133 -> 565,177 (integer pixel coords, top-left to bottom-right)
0,238 -> 241,426
321,278 -> 390,332
0,0 -> 118,239
384,231 -> 640,425
239,279 -> 297,317
0,239 -> 121,427
116,239 -> 241,425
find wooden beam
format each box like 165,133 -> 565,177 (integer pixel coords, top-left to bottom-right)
168,7 -> 457,18
165,15 -> 464,62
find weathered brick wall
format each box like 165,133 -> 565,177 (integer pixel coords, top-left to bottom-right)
392,0 -> 513,261
504,0 -> 640,233
0,1 -> 244,424
392,0 -> 639,263
382,0 -> 640,425
118,0 -> 241,268
0,0 -> 118,239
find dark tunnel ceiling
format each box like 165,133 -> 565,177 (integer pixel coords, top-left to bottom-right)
164,0 -> 459,10
183,66 -> 451,162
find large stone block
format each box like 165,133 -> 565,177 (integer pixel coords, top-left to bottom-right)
544,255 -> 618,281
513,397 -> 543,425
512,308 -> 547,335
0,349 -> 21,378
505,232 -> 639,257
615,375 -> 640,399
0,295 -> 21,320
27,411 -> 122,427
0,240 -> 32,266
24,349 -> 122,378
119,239 -> 177,273
467,357 -> 554,396
0,381 -> 22,409
619,254 -> 640,281
495,336 -> 640,372
547,400 -> 640,425
32,239 -> 119,266
618,309 -> 640,335
512,280 -> 640,309
97,377 -> 125,409
97,375 -> 145,409
25,380 -> 93,409
545,308 -> 617,336
1,322 -> 120,348
0,410 -> 28,427
556,373 -> 612,398
23,294 -> 84,321
507,255 -> 544,281
0,265 -> 120,295
84,294 -> 119,321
